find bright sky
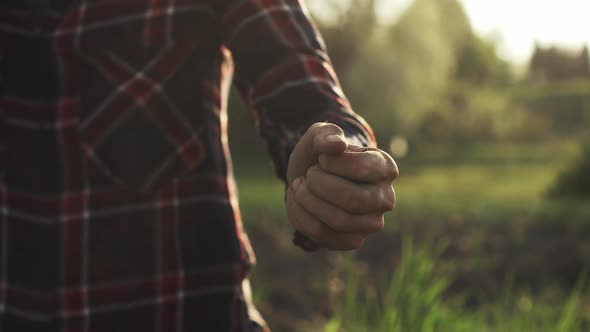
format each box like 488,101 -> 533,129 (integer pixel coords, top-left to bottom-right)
458,0 -> 590,64
373,0 -> 590,64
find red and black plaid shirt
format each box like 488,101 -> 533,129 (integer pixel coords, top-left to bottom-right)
0,0 -> 375,331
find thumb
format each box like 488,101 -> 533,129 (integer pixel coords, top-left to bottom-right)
286,122 -> 348,185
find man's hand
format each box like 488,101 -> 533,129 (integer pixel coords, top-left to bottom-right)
286,123 -> 399,251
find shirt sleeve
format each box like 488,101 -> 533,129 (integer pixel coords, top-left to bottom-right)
0,91 -> 4,179
219,0 -> 376,182
0,119 -> 4,178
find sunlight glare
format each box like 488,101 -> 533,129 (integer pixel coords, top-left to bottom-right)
456,0 -> 590,63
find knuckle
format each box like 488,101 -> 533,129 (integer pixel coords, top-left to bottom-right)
361,187 -> 374,204
382,198 -> 394,211
294,188 -> 307,207
347,237 -> 366,250
287,204 -> 304,231
382,186 -> 396,210
317,154 -> 330,168
344,191 -> 364,212
328,235 -> 365,251
305,223 -> 324,242
388,164 -> 400,180
374,185 -> 395,211
325,209 -> 352,232
309,122 -> 326,134
364,189 -> 377,208
309,122 -> 343,136
385,157 -> 400,180
379,196 -> 394,212
323,123 -> 344,136
355,159 -> 373,179
304,168 -> 321,193
318,154 -> 339,172
365,215 -> 385,233
306,165 -> 321,178
376,150 -> 399,180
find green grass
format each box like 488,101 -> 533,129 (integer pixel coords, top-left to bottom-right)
235,172 -> 285,218
393,163 -> 553,216
392,140 -> 580,217
232,140 -> 590,331
323,238 -> 454,332
234,140 -> 583,223
321,237 -> 590,332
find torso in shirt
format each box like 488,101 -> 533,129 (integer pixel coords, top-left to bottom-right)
0,0 -> 254,316
0,0 -> 237,192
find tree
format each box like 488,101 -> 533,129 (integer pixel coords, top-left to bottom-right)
549,141 -> 590,198
529,44 -> 590,81
371,0 -> 472,135
454,35 -> 512,86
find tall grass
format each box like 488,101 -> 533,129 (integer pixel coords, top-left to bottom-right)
322,237 -> 589,332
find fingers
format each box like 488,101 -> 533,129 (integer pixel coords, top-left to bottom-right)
287,189 -> 368,251
318,148 -> 399,183
285,123 -> 398,251
293,179 -> 385,233
286,122 -> 348,185
304,166 -> 396,214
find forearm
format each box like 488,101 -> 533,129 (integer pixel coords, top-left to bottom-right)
219,0 -> 375,181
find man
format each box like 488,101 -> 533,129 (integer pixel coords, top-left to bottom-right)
0,0 -> 398,331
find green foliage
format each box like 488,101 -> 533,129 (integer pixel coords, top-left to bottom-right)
512,80 -> 590,136
308,0 -> 522,145
324,238 -> 455,332
379,0 -> 472,134
321,238 -> 590,332
409,30 -> 519,145
234,140 -> 576,222
230,0 -> 588,154
313,0 -> 378,71
549,140 -> 590,198
529,45 -> 590,81
229,1 -> 590,324
232,140 -> 590,332
306,0 -> 478,140
415,84 -> 516,145
455,35 -> 512,86
557,271 -> 587,332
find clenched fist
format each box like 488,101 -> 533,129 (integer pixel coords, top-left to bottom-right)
286,123 -> 398,251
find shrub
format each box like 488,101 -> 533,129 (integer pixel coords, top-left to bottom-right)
549,140 -> 590,198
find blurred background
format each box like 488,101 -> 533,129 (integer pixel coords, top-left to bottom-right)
227,0 -> 590,331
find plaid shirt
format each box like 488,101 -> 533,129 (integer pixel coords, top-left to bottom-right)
0,0 -> 375,331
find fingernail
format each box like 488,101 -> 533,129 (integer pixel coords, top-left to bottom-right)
325,133 -> 345,143
292,177 -> 303,192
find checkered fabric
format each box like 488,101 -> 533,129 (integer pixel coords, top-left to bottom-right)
0,0 -> 375,331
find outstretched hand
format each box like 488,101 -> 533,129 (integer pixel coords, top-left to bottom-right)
286,123 -> 399,251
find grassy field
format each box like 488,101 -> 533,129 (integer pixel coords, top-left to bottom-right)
235,140 -> 582,218
231,139 -> 590,331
